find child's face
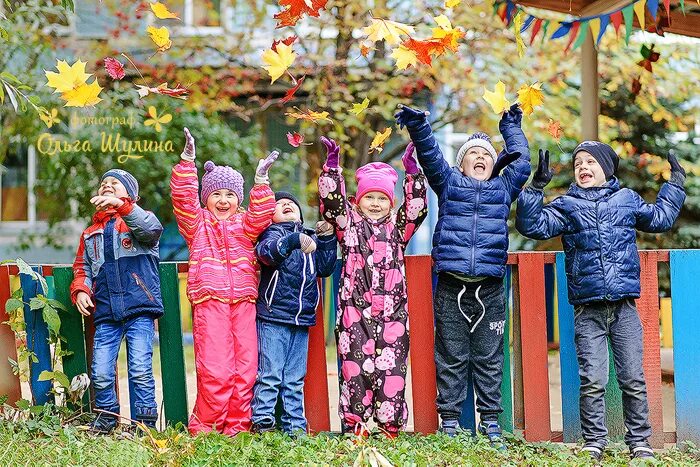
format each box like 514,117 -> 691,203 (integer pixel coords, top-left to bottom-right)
206,189 -> 239,220
460,147 -> 494,181
574,152 -> 606,188
273,199 -> 301,223
358,191 -> 391,220
98,176 -> 129,199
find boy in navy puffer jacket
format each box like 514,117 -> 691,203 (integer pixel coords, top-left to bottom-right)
395,104 -> 530,447
70,169 -> 163,433
251,192 -> 337,435
516,143 -> 686,460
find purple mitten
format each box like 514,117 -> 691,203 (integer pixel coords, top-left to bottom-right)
402,142 -> 419,174
181,127 -> 196,161
320,136 -> 340,168
255,150 -> 279,184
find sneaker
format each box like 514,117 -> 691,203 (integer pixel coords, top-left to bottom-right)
478,421 -> 506,452
252,421 -> 276,434
88,414 -> 117,435
439,419 -> 459,438
581,443 -> 604,462
631,444 -> 655,460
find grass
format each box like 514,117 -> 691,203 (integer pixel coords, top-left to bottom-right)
2,424 -> 700,466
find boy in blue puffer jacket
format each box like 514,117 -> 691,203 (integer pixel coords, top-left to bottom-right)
395,104 -> 530,446
70,169 -> 163,433
516,143 -> 686,461
251,192 -> 337,435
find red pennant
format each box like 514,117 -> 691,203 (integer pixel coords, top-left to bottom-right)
663,0 -> 671,17
530,18 -> 543,45
564,22 -> 581,53
610,11 -> 623,36
498,3 -> 508,22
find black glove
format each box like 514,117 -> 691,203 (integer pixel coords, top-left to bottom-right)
394,104 -> 429,130
531,149 -> 553,189
489,150 -> 521,180
668,150 -> 686,186
499,103 -> 523,133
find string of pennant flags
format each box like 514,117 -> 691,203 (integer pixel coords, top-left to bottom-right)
494,0 -> 688,52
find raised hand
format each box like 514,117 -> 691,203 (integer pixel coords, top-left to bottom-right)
531,149 -> 553,189
668,149 -> 686,186
255,150 -> 280,185
490,150 -> 521,180
181,127 -> 196,161
299,233 -> 317,253
394,104 -> 430,129
499,103 -> 523,130
315,220 -> 334,237
320,136 -> 340,169
402,142 -> 419,174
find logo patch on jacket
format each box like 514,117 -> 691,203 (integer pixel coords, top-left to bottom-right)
121,237 -> 133,249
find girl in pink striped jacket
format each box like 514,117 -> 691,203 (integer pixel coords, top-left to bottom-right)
171,128 -> 277,436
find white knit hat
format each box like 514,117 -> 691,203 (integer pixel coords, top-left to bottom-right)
456,132 -> 498,168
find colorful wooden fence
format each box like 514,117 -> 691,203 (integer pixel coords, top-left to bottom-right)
1,250 -> 699,446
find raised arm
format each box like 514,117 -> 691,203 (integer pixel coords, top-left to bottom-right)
117,201 -> 163,248
170,128 -> 203,245
242,150 -> 277,241
318,137 -> 351,239
635,152 -> 686,232
396,143 -> 429,244
313,221 -> 338,278
497,104 -> 531,199
395,105 -> 451,196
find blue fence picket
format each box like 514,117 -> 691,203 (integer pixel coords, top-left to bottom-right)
670,250 -> 700,446
21,266 -> 53,405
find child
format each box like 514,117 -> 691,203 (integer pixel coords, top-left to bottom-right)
170,128 -> 277,436
516,143 -> 686,460
251,193 -> 338,435
70,169 -> 163,433
395,104 -> 530,446
318,137 -> 428,437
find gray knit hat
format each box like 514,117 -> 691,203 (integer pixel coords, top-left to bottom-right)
102,169 -> 139,200
456,132 -> 498,168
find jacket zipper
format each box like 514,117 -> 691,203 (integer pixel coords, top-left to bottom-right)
296,253 -> 307,326
222,219 -> 234,301
132,273 -> 155,302
266,270 -> 279,307
471,182 -> 481,276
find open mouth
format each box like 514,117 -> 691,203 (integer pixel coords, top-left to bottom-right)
579,172 -> 593,183
282,206 -> 294,215
473,161 -> 486,172
216,206 -> 230,214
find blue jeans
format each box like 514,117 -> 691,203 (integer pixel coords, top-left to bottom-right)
92,315 -> 158,426
574,299 -> 651,448
251,320 -> 309,434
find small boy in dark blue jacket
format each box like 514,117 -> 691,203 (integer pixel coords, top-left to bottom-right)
251,192 -> 337,435
395,104 -> 530,446
516,143 -> 686,460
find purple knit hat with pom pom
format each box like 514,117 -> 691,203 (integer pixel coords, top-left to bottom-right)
200,161 -> 244,205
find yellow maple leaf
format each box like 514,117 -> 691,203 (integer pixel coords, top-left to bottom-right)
512,12 -> 526,58
285,107 -> 333,124
516,82 -> 544,116
147,25 -> 172,53
391,45 -> 419,70
431,15 -> 465,51
350,97 -> 370,116
445,0 -> 461,7
483,81 -> 511,114
369,127 -> 392,153
363,18 -> 414,45
150,2 -> 180,20
262,43 -> 296,84
61,81 -> 103,107
45,59 -> 91,93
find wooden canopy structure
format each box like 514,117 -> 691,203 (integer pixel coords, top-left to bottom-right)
516,0 -> 700,140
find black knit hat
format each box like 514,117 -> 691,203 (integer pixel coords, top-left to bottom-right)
275,191 -> 303,223
573,141 -> 619,180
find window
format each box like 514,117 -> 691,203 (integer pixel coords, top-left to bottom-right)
0,143 -> 35,223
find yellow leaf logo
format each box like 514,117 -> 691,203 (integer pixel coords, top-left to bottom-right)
262,43 -> 296,84
39,108 -> 61,128
147,25 -> 172,53
144,106 -> 172,132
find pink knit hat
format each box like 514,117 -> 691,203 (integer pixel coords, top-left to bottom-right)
355,162 -> 398,206
201,161 -> 244,204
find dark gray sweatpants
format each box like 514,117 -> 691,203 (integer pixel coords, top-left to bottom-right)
434,273 -> 506,422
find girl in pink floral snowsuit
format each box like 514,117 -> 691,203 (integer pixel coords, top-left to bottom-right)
318,137 -> 428,436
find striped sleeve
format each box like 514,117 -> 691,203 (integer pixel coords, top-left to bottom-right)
170,160 -> 203,245
69,233 -> 93,303
242,184 -> 275,241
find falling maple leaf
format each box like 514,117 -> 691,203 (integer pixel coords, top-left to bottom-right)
147,25 -> 172,53
369,127 -> 392,153
271,35 -> 298,52
547,119 -> 563,141
350,97 -> 370,116
45,59 -> 91,93
136,82 -> 189,99
516,82 -> 544,116
144,105 -> 172,132
431,15 -> 465,52
274,0 -> 328,28
483,81 -> 511,114
104,57 -> 125,80
62,81 -> 103,107
280,75 -> 305,104
402,38 -> 446,66
360,44 -> 373,57
391,45 -> 419,70
285,107 -> 333,124
287,131 -> 310,147
150,2 -> 180,20
363,18 -> 414,45
262,42 -> 296,84
445,0 -> 461,7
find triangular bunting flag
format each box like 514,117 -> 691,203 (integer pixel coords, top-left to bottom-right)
589,18 -> 601,47
572,20 -> 589,51
530,18 -> 544,45
551,22 -> 573,39
647,0 -> 659,20
564,21 -> 581,53
663,0 -> 671,17
622,4 -> 635,44
521,15 -> 536,32
505,1 -> 516,25
597,15 -> 610,45
679,0 -> 685,14
610,11 -> 623,36
634,0 -> 647,30
541,20 -> 550,44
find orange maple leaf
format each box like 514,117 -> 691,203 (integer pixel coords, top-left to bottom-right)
271,35 -> 298,52
280,75 -> 305,104
547,119 -> 563,141
274,0 -> 328,28
402,38 -> 446,66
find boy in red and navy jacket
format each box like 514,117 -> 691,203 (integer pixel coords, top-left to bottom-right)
70,169 -> 163,433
